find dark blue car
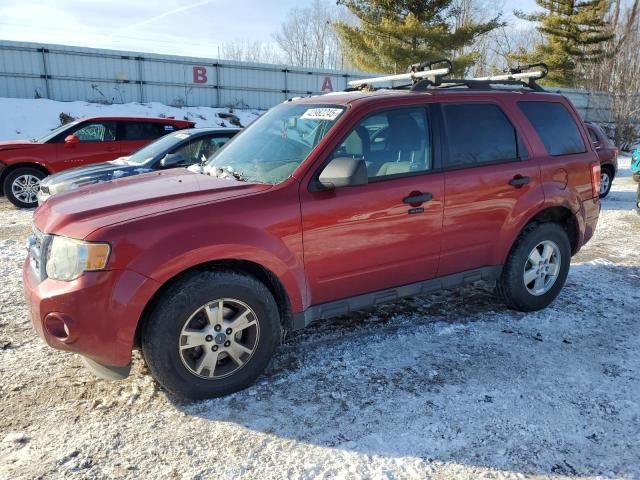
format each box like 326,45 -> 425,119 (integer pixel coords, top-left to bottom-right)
37,127 -> 240,204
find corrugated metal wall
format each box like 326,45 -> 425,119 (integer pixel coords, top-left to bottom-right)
0,40 -> 371,110
0,39 -> 614,122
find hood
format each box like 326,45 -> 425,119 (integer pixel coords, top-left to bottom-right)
34,168 -> 272,239
40,160 -> 150,195
0,140 -> 37,151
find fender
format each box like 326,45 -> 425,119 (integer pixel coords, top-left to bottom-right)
497,194 -> 583,264
88,214 -> 307,314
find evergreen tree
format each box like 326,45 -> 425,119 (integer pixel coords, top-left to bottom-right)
514,0 -> 614,86
334,0 -> 502,74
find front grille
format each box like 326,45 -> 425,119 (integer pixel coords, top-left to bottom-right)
27,226 -> 51,282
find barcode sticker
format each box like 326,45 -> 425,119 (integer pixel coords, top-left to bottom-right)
300,108 -> 343,121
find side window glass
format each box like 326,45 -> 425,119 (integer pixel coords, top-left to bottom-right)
518,102 -> 586,156
73,122 -> 117,142
332,107 -> 431,179
124,122 -> 163,140
443,103 -> 521,168
171,139 -> 207,165
587,127 -> 599,144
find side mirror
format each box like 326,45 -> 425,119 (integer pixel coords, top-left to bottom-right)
64,134 -> 80,145
316,157 -> 368,190
160,153 -> 189,168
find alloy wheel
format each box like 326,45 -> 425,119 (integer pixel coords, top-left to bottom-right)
523,240 -> 561,296
11,174 -> 40,205
179,298 -> 260,379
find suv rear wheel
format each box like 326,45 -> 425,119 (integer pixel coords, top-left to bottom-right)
4,167 -> 46,208
142,271 -> 281,400
496,223 -> 571,311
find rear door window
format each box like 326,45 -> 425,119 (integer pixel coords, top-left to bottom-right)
122,122 -> 165,140
442,103 -> 523,168
518,102 -> 586,156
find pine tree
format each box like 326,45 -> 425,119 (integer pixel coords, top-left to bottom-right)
334,0 -> 502,74
514,0 -> 614,86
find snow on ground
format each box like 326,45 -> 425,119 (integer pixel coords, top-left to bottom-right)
0,157 -> 639,479
0,97 -> 262,141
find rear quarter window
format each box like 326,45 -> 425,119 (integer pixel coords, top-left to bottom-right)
518,102 -> 586,156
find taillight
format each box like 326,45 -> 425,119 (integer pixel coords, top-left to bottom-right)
590,161 -> 601,197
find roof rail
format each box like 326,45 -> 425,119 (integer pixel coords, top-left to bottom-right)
347,59 -> 452,89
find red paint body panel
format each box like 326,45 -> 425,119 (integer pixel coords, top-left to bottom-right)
0,116 -> 193,176
23,260 -> 160,367
22,90 -> 601,368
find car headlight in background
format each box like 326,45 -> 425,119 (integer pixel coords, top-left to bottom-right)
45,236 -> 110,281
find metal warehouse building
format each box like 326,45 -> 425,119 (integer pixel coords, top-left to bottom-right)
0,39 -> 612,123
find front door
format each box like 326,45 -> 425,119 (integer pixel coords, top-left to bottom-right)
300,106 -> 444,305
56,120 -> 120,169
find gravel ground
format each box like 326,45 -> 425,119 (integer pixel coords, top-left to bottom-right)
0,158 -> 639,480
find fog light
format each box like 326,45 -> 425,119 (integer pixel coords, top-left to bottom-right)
44,313 -> 73,342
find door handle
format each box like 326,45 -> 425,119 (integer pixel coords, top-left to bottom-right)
403,192 -> 433,205
509,175 -> 531,187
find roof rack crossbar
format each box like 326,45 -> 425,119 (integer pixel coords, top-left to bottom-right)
343,61 -> 548,92
348,59 -> 452,89
347,67 -> 451,88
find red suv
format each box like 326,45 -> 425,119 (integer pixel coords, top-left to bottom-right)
0,116 -> 194,208
23,72 -> 601,399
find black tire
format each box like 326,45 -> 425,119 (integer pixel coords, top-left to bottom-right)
599,166 -> 614,198
496,223 -> 571,312
3,167 -> 46,208
141,270 -> 281,400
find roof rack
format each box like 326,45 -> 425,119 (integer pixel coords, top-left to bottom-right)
347,59 -> 452,89
346,61 -> 548,92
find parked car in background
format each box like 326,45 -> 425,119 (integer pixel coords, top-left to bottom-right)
585,121 -> 618,198
38,128 -> 240,204
24,73 -> 602,399
0,116 -> 194,208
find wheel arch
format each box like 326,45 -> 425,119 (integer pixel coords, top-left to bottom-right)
504,205 -> 580,263
0,161 -> 50,193
133,259 -> 294,348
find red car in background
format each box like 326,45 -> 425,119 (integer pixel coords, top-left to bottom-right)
585,121 -> 618,198
0,116 -> 194,208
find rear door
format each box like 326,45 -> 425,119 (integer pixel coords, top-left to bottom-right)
438,100 -> 543,276
300,105 -> 445,305
119,121 -> 169,156
55,120 -> 120,169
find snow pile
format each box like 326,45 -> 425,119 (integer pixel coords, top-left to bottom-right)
0,97 -> 263,141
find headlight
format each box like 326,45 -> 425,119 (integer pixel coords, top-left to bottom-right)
45,236 -> 110,281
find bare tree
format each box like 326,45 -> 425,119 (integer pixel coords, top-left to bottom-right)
221,40 -> 283,64
273,0 -> 350,69
582,1 -> 640,147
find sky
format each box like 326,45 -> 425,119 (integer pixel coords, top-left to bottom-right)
0,0 -> 538,59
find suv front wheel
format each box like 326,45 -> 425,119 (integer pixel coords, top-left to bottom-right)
496,223 -> 571,311
142,271 -> 281,400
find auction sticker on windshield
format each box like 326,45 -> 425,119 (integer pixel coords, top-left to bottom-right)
300,108 -> 343,121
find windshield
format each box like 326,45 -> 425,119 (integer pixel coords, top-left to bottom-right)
36,121 -> 79,143
125,132 -> 191,164
206,103 -> 345,184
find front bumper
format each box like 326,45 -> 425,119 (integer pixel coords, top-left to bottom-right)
23,258 -> 160,367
